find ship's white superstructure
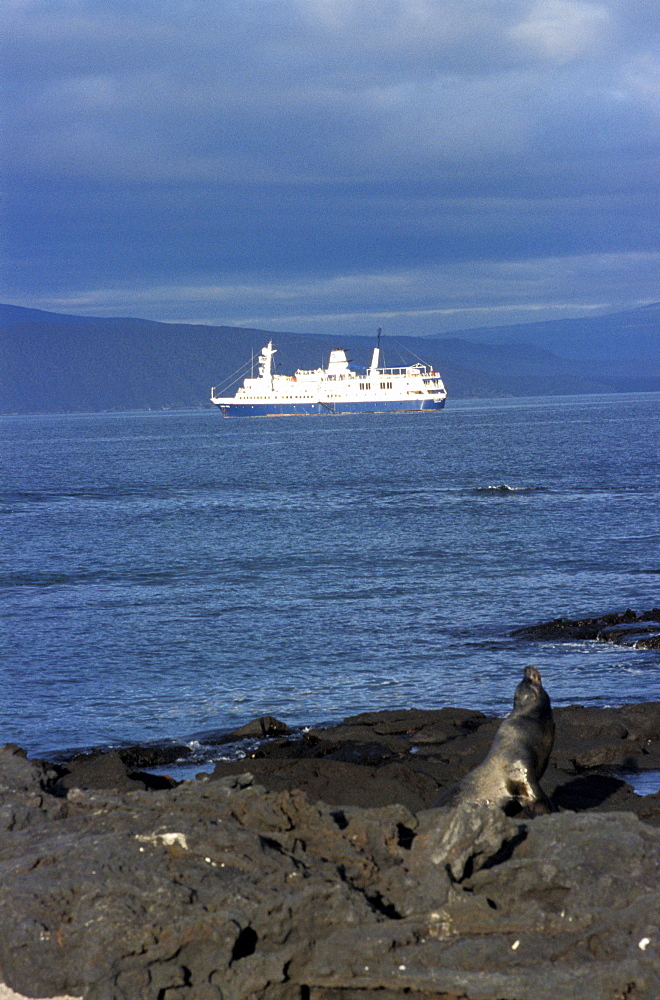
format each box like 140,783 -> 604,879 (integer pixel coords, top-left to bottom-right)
211,338 -> 447,417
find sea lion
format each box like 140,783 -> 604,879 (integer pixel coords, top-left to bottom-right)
433,666 -> 555,814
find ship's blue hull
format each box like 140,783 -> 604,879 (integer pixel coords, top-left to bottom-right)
215,398 -> 446,417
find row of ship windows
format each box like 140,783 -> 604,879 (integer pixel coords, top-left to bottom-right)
248,380 -> 419,399
249,384 -> 398,398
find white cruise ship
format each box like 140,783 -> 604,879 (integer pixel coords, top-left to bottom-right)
210,336 -> 447,417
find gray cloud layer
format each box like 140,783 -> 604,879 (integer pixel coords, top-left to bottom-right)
2,0 -> 658,332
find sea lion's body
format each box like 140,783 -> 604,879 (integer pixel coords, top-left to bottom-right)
434,666 -> 554,812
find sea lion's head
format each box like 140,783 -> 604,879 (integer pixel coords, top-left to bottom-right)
523,665 -> 541,686
513,665 -> 546,712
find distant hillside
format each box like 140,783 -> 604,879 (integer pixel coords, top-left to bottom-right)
0,302 -> 658,413
448,303 -> 660,364
0,304 -> 104,326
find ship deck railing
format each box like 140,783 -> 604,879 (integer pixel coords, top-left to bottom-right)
294,364 -> 433,380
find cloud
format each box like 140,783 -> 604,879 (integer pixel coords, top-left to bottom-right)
32,250 -> 660,336
4,0 -> 649,182
1,1 -> 658,331
508,1 -> 611,63
621,51 -> 660,105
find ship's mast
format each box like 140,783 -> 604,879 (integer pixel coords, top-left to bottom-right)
369,328 -> 382,374
258,342 -> 276,389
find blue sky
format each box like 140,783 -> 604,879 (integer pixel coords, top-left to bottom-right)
1,0 -> 658,335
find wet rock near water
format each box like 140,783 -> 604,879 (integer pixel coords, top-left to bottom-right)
1,697 -> 660,1000
509,607 -> 660,648
206,702 -> 660,820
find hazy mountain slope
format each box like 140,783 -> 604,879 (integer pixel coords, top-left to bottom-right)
449,302 -> 660,365
1,303 -> 658,413
0,304 -> 114,326
2,318 -> 273,413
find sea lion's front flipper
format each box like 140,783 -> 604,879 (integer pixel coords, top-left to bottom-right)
505,760 -> 553,813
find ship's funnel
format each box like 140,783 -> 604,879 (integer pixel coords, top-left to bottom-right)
326,349 -> 351,375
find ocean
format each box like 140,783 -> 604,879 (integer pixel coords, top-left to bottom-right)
1,393 -> 658,774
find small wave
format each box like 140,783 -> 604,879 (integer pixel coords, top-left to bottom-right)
474,484 -> 537,494
0,487 -> 173,505
0,568 -> 178,589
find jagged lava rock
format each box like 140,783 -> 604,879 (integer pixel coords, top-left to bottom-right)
0,753 -> 659,1000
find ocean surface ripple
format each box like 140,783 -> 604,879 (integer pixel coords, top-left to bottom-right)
1,392 -> 658,762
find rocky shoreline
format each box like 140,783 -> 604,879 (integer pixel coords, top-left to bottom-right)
2,610 -> 659,999
509,607 -> 660,649
1,693 -> 659,1000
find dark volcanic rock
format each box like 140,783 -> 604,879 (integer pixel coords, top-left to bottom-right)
1,697 -> 659,1000
228,715 -> 291,739
550,703 -> 660,776
50,748 -> 178,794
208,757 -> 441,812
0,744 -> 659,1000
510,607 -> 660,646
191,716 -> 293,748
205,702 -> 660,824
40,702 -> 660,821
115,742 -> 193,769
